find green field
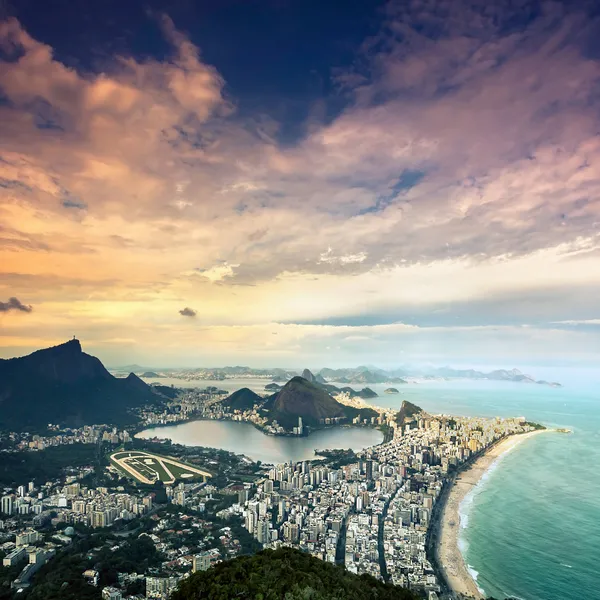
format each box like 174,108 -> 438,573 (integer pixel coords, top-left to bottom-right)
110,450 -> 211,484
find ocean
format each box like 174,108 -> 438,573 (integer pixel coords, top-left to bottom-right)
370,375 -> 600,600
142,372 -> 600,599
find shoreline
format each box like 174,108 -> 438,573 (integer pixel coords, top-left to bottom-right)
436,430 -> 549,598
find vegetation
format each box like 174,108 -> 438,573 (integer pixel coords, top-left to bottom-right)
0,556 -> 28,599
315,448 -> 359,469
25,534 -> 160,600
264,377 -> 347,428
222,388 -> 264,411
0,443 -> 105,487
263,377 -> 378,429
524,421 -> 546,431
171,547 -> 419,600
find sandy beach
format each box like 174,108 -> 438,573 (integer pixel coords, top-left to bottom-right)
436,430 -> 547,598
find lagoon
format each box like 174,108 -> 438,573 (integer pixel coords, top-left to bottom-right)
135,419 -> 383,464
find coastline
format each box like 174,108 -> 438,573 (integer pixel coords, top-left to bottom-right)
436,430 -> 548,598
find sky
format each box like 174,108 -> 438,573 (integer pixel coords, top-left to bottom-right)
1,0 -> 600,369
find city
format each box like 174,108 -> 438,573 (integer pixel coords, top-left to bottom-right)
0,396 -> 537,599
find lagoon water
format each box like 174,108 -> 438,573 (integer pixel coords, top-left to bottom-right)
135,420 -> 383,465
141,372 -> 600,599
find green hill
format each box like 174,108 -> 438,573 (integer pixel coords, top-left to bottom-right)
263,377 -> 378,429
266,376 -> 347,428
171,547 -> 419,600
223,387 -> 264,411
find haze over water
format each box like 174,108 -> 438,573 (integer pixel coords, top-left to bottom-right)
141,374 -> 600,599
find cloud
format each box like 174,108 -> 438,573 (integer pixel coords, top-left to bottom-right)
1,4 -> 600,365
193,263 -> 239,282
319,248 -> 368,265
0,297 -> 33,313
62,199 -> 87,210
179,307 -> 197,317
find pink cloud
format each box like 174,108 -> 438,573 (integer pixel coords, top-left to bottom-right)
1,6 -> 600,293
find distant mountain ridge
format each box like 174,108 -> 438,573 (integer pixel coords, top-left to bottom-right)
125,364 -> 560,387
0,340 -> 165,430
424,366 -> 561,386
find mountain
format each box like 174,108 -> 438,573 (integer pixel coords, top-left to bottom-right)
265,377 -> 347,428
395,400 -> 424,428
301,368 -> 327,384
263,377 -> 378,429
356,387 -> 377,399
425,366 -> 559,385
0,339 -> 164,430
222,388 -> 264,411
318,367 -> 407,385
171,547 -> 418,600
264,382 -> 282,391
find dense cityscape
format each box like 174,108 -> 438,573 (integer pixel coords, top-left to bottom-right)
0,379 -> 539,600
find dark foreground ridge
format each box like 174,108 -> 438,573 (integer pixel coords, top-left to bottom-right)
171,547 -> 419,600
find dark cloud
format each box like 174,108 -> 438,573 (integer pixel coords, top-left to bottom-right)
0,297 -> 33,313
179,307 -> 197,317
62,199 -> 87,210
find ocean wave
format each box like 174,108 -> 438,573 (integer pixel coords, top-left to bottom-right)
466,565 -> 485,595
457,438 -> 530,584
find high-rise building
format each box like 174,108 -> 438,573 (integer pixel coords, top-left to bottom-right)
145,576 -> 180,598
192,553 -> 212,572
283,522 -> 300,543
16,529 -> 42,546
1,496 -> 13,516
256,518 -> 270,544
3,547 -> 26,567
297,417 -> 303,435
365,460 -> 373,481
245,511 -> 256,534
91,511 -> 107,528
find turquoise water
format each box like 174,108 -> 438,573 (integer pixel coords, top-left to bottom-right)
369,377 -> 600,600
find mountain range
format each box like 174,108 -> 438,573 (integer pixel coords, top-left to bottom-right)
0,340 -> 165,430
123,364 -> 560,387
